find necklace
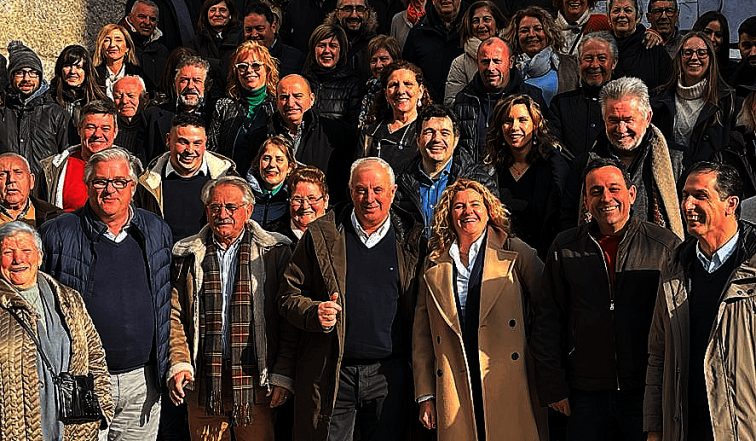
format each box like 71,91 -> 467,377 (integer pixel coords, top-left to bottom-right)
509,163 -> 530,180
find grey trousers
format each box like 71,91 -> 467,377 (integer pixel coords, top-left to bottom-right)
99,364 -> 161,441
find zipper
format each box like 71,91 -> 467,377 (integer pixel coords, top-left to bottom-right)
589,232 -> 622,390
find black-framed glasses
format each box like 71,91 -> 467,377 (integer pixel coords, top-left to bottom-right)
235,62 -> 264,72
682,48 -> 709,59
207,203 -> 241,214
649,7 -> 676,15
14,69 -> 39,79
89,178 -> 133,190
290,195 -> 324,207
339,5 -> 366,13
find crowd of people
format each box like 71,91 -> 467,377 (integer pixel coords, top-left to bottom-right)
1,0 -> 756,440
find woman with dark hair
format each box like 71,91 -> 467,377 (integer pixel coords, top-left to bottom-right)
413,178 -> 547,441
92,23 -> 152,98
444,0 -> 508,106
607,0 -> 672,90
246,135 -> 297,229
189,0 -> 242,95
651,32 -> 736,170
692,11 -> 733,74
359,35 -> 402,131
302,24 -> 365,127
208,40 -> 278,163
50,45 -> 107,145
503,6 -> 578,105
361,60 -> 432,172
485,93 -> 569,257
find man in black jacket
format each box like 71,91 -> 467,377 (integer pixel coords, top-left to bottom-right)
243,2 -> 305,78
324,0 -> 378,81
121,0 -> 169,91
531,157 -> 680,441
729,16 -> 756,97
453,37 -> 546,161
394,105 -> 497,236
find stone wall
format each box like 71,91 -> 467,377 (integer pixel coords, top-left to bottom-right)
0,0 -> 128,79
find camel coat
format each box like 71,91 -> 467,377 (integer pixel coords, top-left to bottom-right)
412,226 -> 548,441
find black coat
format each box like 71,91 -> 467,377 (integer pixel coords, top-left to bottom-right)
128,30 -> 169,91
712,127 -> 756,198
453,70 -> 546,161
270,38 -> 306,78
114,105 -> 174,165
303,64 -> 365,127
728,61 -> 756,98
402,2 -> 468,101
548,83 -> 605,161
281,0 -> 339,53
188,27 -> 242,99
207,95 -> 276,159
613,25 -> 673,90
95,63 -> 156,97
651,84 -> 737,171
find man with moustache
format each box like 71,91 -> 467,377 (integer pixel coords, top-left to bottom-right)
325,0 -> 378,81
645,162 -> 756,441
453,37 -> 546,161
549,32 -> 618,159
243,2 -> 305,78
137,114 -> 235,242
0,153 -> 61,227
39,100 -> 121,211
403,0 -> 468,101
561,76 -> 684,236
248,74 -> 356,201
728,16 -> 756,97
160,55 -> 214,129
0,41 -> 69,179
121,0 -> 170,90
531,158 -> 679,441
646,0 -> 681,58
113,75 -> 172,164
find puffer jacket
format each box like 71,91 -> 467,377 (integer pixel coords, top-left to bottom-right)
0,272 -> 115,440
303,64 -> 365,127
613,24 -> 673,91
278,206 -> 423,441
644,221 -> 756,441
246,170 -> 290,231
0,82 -> 69,177
651,84 -> 737,171
531,217 -> 680,406
207,95 -> 276,159
121,18 -> 169,90
444,37 -> 481,106
548,82 -> 604,160
453,70 -> 546,161
39,203 -> 174,390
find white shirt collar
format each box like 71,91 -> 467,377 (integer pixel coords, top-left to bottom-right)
350,209 -> 392,248
449,232 -> 486,274
165,156 -> 209,178
103,206 -> 134,243
696,230 -> 740,273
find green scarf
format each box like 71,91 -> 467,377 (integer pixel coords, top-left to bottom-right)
242,86 -> 267,119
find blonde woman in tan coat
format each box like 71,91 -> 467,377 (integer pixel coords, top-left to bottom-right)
413,179 -> 548,441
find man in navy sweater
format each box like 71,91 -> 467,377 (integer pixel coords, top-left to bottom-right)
40,147 -> 173,441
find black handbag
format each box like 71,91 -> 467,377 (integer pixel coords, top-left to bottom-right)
6,306 -> 103,424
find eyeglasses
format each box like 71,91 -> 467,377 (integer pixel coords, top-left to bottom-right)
290,195 -> 324,207
89,178 -> 133,190
235,62 -> 264,73
649,7 -> 676,15
14,69 -> 39,79
339,5 -> 367,13
682,48 -> 709,59
207,203 -> 242,214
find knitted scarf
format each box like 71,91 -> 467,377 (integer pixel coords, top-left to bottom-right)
200,228 -> 263,425
242,86 -> 267,119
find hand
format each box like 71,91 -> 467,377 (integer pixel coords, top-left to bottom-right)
268,385 -> 292,408
419,399 -> 437,430
643,28 -> 663,49
548,397 -> 571,416
168,370 -> 193,405
318,293 -> 341,329
647,431 -> 662,441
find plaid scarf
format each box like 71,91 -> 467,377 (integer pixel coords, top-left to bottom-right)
199,228 -> 267,425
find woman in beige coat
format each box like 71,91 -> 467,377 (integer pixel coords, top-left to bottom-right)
413,179 -> 547,441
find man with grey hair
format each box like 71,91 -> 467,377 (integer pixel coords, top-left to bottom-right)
550,32 -> 619,159
0,153 -> 61,227
113,75 -> 172,164
168,175 -> 294,441
159,55 -> 214,130
121,0 -> 169,89
279,157 -> 423,440
40,147 -> 173,441
646,0 -> 681,58
561,76 -> 684,237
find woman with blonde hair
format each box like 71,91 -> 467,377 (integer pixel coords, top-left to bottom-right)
413,178 -> 547,441
92,23 -> 151,97
208,40 -> 278,164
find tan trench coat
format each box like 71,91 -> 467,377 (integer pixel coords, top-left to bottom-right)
412,226 -> 548,441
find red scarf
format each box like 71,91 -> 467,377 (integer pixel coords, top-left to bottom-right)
407,2 -> 425,24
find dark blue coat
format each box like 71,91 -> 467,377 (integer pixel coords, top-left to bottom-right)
39,204 -> 173,389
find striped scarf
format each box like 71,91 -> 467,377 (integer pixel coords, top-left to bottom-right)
200,228 -> 259,425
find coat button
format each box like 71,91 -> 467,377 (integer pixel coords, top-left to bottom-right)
509,319 -> 516,328
437,369 -> 443,377
590,123 -> 596,128
511,352 -> 520,360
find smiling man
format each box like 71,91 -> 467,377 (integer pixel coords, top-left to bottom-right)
325,0 -> 378,81
645,161 -> 756,441
646,0 -> 680,58
136,113 -> 235,241
243,2 -> 305,77
0,153 -> 61,227
121,0 -> 169,90
532,157 -> 679,441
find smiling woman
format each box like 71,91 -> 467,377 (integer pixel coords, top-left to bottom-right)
245,136 -> 297,230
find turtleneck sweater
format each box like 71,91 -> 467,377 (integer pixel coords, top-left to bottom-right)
674,78 -> 708,147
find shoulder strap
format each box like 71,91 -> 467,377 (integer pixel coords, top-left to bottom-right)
2,294 -> 58,379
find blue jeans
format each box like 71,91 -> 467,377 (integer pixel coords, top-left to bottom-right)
566,387 -> 645,441
327,357 -> 411,441
99,364 -> 161,441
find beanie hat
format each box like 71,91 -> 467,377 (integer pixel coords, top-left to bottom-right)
7,40 -> 43,77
